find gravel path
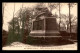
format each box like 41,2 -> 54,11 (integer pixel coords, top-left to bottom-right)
2,42 -> 77,50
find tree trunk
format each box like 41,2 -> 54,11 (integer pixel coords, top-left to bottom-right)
59,3 -> 61,31
69,3 -> 71,38
13,3 -> 15,36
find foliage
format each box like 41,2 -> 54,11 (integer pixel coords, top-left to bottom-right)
7,7 -> 34,44
47,3 -> 59,12
60,14 -> 77,31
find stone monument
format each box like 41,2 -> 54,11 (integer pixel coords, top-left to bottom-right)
29,7 -> 61,38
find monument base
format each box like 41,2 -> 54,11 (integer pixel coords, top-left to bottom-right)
30,30 -> 61,37
29,17 -> 62,42
27,36 -> 74,45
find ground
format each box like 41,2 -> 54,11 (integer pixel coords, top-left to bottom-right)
2,42 -> 77,50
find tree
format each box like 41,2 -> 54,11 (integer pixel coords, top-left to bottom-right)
12,3 -> 15,37
58,3 -> 61,31
47,3 -> 59,12
7,3 -> 45,44
8,3 -> 35,43
20,8 -> 33,43
7,17 -> 20,44
68,3 -> 76,34
60,14 -> 77,32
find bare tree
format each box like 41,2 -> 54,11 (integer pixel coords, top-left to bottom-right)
68,3 -> 76,34
60,14 -> 77,32
12,3 -> 15,36
47,3 -> 59,12
58,3 -> 61,31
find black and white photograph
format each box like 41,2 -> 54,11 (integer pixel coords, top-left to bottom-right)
2,2 -> 77,50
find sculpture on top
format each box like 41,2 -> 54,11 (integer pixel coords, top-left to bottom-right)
35,7 -> 53,20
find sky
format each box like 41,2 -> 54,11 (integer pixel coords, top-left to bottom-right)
2,3 -> 77,31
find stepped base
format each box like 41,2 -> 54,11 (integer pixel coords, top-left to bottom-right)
30,30 -> 61,37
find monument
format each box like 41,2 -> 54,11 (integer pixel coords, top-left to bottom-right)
29,7 -> 61,38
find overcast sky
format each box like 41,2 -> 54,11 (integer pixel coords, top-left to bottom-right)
2,3 -> 77,31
